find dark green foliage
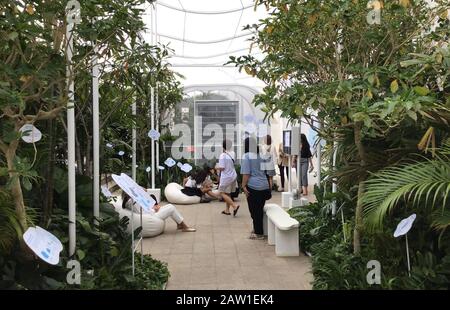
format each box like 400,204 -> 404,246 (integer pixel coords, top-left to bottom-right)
290,186 -> 450,289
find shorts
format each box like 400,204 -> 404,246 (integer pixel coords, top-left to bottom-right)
218,179 -> 237,194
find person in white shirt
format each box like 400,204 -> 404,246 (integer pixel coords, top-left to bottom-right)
217,139 -> 240,216
122,192 -> 196,232
260,135 -> 277,177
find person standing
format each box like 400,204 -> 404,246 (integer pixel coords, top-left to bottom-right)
294,134 -> 314,195
260,135 -> 277,179
217,139 -> 240,215
277,142 -> 289,192
241,137 -> 275,239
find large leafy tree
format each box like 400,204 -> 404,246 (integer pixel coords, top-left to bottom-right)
0,0 -> 183,243
230,0 -> 450,253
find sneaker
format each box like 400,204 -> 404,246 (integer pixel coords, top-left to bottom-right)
277,187 -> 284,192
249,233 -> 265,240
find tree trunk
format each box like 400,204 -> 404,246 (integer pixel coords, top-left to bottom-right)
353,122 -> 367,255
5,141 -> 28,232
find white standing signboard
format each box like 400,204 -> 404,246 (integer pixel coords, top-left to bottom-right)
111,173 -> 156,213
394,214 -> 416,237
23,226 -> 63,265
394,213 -> 417,276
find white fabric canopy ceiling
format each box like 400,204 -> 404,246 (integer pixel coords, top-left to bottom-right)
143,0 -> 268,89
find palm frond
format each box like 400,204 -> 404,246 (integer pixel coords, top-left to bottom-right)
431,208 -> 450,232
362,151 -> 450,229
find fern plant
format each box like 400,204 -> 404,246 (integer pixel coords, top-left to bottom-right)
362,142 -> 450,230
0,189 -> 22,254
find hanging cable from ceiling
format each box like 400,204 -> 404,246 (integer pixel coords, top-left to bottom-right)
155,31 -> 253,44
157,1 -> 253,15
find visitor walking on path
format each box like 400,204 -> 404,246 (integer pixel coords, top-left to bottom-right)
277,142 -> 289,192
217,139 -> 240,216
241,137 -> 275,239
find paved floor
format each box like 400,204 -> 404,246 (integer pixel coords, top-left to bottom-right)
141,191 -> 314,290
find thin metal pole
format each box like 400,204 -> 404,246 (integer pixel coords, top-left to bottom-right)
406,234 -> 411,277
132,102 -> 137,181
331,139 -> 338,216
317,121 -> 322,188
156,83 -> 159,173
66,20 -> 76,257
140,208 -> 143,264
92,44 -> 100,225
131,202 -> 135,276
288,156 -> 292,192
151,86 -> 155,188
298,122 -> 301,198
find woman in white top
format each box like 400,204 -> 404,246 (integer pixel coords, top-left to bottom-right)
260,135 -> 278,175
122,192 -> 196,232
217,139 -> 240,216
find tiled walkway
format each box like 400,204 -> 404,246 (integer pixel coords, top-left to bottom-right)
142,192 -> 313,290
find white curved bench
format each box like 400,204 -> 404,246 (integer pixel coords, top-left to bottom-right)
164,182 -> 220,205
164,183 -> 201,204
112,197 -> 165,238
263,203 -> 299,256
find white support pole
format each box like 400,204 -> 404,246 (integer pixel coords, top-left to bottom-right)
65,2 -> 78,257
406,234 -> 411,277
140,208 -> 143,264
288,156 -> 292,192
298,120 -> 302,198
155,83 -> 159,173
132,102 -> 137,181
316,121 -> 322,188
150,86 -> 155,189
131,202 -> 135,276
92,44 -> 100,225
332,139 -> 338,216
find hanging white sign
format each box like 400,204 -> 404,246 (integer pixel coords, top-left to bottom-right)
177,162 -> 183,168
19,124 -> 42,143
148,129 -> 160,140
23,226 -> 63,265
118,151 -> 125,156
394,214 -> 416,238
244,123 -> 257,134
112,173 -> 156,213
257,124 -> 269,138
181,163 -> 193,173
158,165 -> 165,170
101,185 -> 113,198
244,114 -> 255,123
145,166 -> 151,172
106,143 -> 114,148
164,157 -> 176,167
